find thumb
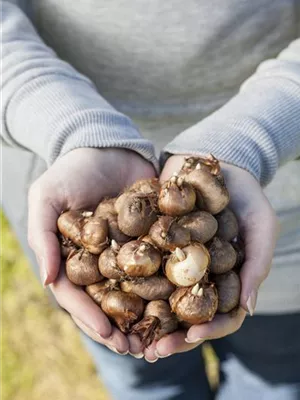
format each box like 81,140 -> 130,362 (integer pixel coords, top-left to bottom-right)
160,155 -> 184,183
239,205 -> 279,315
28,182 -> 62,286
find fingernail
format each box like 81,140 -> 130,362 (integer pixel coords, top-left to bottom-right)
93,331 -> 106,340
107,344 -> 128,355
145,357 -> 158,363
154,350 -> 172,359
99,330 -> 113,340
89,326 -> 111,341
38,257 -> 48,287
185,338 -> 205,344
129,352 -> 144,359
246,290 -> 258,316
74,317 -> 108,341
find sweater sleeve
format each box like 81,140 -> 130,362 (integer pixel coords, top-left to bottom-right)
162,39 -> 300,186
1,2 -> 159,170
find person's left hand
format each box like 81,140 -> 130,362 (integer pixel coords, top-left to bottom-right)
27,147 -> 156,357
142,154 -> 278,362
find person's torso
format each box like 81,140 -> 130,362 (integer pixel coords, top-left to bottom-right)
20,0 -> 300,312
28,0 -> 298,137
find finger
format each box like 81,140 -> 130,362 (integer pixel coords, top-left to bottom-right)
186,307 -> 246,343
28,182 -> 62,285
238,204 -> 278,315
128,334 -> 144,359
161,157 -> 278,317
155,330 -> 204,358
144,341 -> 159,363
51,267 -> 112,339
220,166 -> 279,315
125,152 -> 158,184
160,155 -> 185,183
72,317 -> 129,355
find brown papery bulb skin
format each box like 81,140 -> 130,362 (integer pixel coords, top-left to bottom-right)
141,235 -> 157,247
101,291 -> 144,333
114,192 -> 130,214
213,270 -> 241,313
184,157 -> 229,214
95,198 -> 131,244
215,208 -> 239,242
107,214 -> 132,244
165,244 -> 210,287
115,179 -> 160,214
117,240 -> 162,277
178,211 -> 218,244
86,280 -> 118,306
120,275 -> 175,300
169,283 -> 218,325
80,216 -> 108,254
60,236 -> 77,259
149,216 -> 191,251
117,194 -> 158,237
158,176 -> 196,217
61,243 -> 75,259
129,178 -> 161,196
98,241 -> 124,280
57,210 -> 86,247
131,300 -> 178,347
208,237 -> 237,274
231,239 -> 245,270
115,185 -> 158,214
181,154 -> 222,177
66,250 -> 103,286
95,198 -> 117,216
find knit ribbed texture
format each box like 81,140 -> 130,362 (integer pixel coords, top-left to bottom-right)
1,1 -> 300,313
5,74 -> 159,168
163,40 -> 300,186
1,2 -> 159,171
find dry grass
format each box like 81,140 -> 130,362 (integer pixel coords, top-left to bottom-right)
1,211 -> 218,400
1,211 -> 109,400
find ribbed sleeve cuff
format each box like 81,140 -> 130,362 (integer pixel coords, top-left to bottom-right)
6,74 -> 159,172
162,77 -> 300,186
50,108 -> 160,171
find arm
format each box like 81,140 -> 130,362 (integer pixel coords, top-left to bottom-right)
162,39 -> 300,186
1,1 -> 158,170
152,40 -> 300,360
1,2 -> 158,356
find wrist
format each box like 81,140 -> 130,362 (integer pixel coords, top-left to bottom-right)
58,147 -> 157,188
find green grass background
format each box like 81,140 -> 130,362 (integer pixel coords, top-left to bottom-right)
1,211 -> 109,400
1,210 -> 218,400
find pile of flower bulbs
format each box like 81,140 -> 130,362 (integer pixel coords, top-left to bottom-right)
58,155 -> 244,347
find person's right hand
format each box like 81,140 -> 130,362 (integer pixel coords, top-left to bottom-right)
28,148 -> 156,355
142,155 -> 278,361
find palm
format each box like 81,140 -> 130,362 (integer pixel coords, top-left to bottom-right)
28,148 -> 156,354
28,150 -> 277,360
142,155 -> 277,361
47,148 -> 155,211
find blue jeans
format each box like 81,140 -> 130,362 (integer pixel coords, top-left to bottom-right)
81,335 -> 213,400
80,314 -> 300,400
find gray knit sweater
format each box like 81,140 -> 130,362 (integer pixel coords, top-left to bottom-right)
1,0 -> 300,312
